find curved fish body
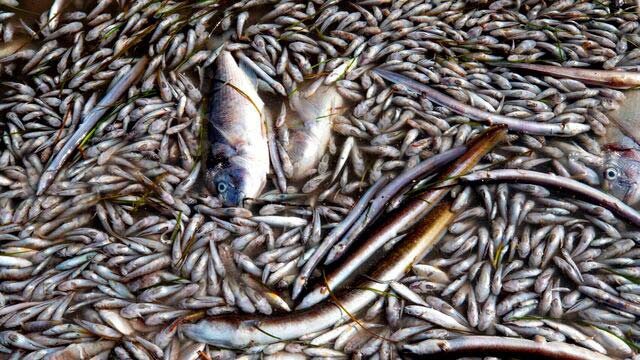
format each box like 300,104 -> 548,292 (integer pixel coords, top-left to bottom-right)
286,86 -> 345,180
206,51 -> 269,206
373,68 -> 589,136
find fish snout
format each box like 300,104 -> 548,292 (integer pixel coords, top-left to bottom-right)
208,166 -> 250,207
625,183 -> 640,207
216,185 -> 246,207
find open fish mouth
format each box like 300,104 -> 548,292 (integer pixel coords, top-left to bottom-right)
624,183 -> 640,206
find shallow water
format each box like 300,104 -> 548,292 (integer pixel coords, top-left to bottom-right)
0,0 -> 640,359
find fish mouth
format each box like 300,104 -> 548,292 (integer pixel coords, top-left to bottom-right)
237,191 -> 247,206
624,183 -> 640,206
220,190 -> 246,207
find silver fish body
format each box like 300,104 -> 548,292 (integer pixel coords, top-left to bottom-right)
207,51 -> 269,206
286,86 -> 345,180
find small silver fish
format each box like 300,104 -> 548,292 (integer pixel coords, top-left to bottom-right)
207,51 -> 269,206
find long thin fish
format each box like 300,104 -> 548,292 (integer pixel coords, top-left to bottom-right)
297,125 -> 506,309
402,336 -> 613,360
292,146 -> 467,299
291,174 -> 392,300
493,62 -> 640,90
373,68 -> 590,137
461,169 -> 640,227
36,56 -> 149,196
324,146 -> 469,265
181,200 -> 456,349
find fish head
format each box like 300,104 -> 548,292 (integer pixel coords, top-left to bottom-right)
601,151 -> 640,207
598,88 -> 640,206
208,164 -> 253,207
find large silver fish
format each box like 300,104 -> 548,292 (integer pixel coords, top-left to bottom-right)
601,89 -> 640,206
285,86 -> 345,180
206,51 -> 269,206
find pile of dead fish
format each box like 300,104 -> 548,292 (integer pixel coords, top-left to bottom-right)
2,0 -> 640,359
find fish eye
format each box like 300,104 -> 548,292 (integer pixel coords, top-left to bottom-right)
605,168 -> 618,180
217,182 -> 228,193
